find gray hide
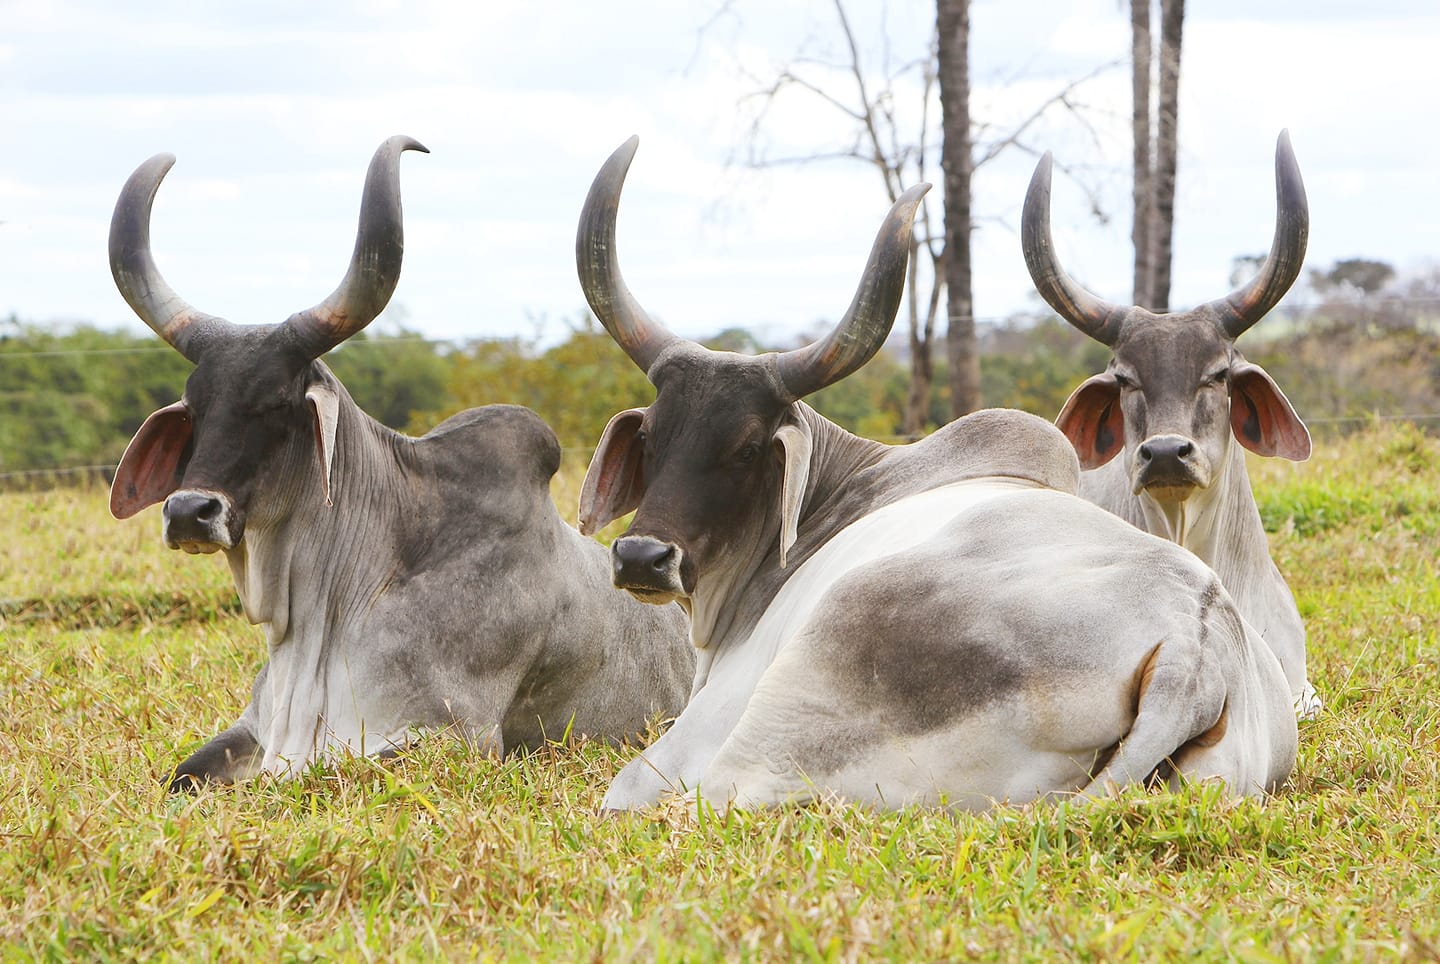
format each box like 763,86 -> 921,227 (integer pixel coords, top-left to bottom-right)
576,137 -> 1299,811
1022,131 -> 1318,719
108,139 -> 693,789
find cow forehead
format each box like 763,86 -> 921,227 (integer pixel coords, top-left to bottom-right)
1112,312 -> 1232,380
647,347 -> 788,438
184,326 -> 312,411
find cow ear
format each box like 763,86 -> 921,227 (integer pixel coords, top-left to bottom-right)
110,400 -> 192,519
578,407 -> 648,535
306,383 -> 341,506
1056,372 -> 1126,469
773,415 -> 813,568
1229,361 -> 1311,461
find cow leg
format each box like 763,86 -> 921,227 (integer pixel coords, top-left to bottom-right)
169,722 -> 263,793
1078,636 -> 1231,801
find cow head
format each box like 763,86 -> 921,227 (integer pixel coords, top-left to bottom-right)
575,137 -> 926,605
1023,131 -> 1312,508
108,137 -> 427,552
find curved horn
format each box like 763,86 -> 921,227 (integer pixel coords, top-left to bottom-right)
109,154 -> 233,363
1210,130 -> 1309,339
576,136 -> 680,374
774,183 -> 930,401
285,135 -> 429,357
1021,152 -> 1127,347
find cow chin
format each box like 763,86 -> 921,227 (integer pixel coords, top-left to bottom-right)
621,586 -> 685,606
1134,468 -> 1211,503
1139,482 -> 1199,505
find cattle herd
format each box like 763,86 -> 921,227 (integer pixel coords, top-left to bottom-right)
108,128 -> 1318,811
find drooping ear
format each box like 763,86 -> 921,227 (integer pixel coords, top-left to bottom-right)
1056,372 -> 1126,469
110,400 -> 192,519
306,383 -> 341,506
578,408 -> 648,535
1229,361 -> 1311,461
773,416 -> 813,568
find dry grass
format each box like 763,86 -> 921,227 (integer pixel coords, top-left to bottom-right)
2,424 -> 1437,960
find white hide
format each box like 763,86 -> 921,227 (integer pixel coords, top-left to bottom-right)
602,476 -> 1038,809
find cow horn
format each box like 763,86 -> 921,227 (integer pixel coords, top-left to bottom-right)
1209,130 -> 1309,340
774,183 -> 930,401
110,154 -> 233,363
285,135 -> 429,358
576,136 -> 680,375
1021,152 -> 1127,347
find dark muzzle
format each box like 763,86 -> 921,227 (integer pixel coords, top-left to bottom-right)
1134,434 -> 1202,497
611,535 -> 685,602
163,489 -> 240,553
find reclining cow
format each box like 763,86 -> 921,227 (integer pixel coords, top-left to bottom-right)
574,137 -> 1297,811
108,137 -> 693,790
1020,131 -> 1319,719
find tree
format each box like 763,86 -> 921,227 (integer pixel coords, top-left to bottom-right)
1131,0 -> 1184,311
734,0 -> 944,435
732,0 -> 1112,426
935,0 -> 978,420
1310,258 -> 1397,296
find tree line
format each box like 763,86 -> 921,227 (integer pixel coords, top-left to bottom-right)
3,260 -> 1436,483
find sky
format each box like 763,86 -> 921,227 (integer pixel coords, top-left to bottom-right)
2,0 -> 1437,351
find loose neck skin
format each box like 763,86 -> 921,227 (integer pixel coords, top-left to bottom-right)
1133,443 -> 1264,586
224,384 -> 405,649
1097,439 -> 1294,642
687,404 -> 886,656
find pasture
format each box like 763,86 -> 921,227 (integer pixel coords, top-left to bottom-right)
2,423 -> 1437,960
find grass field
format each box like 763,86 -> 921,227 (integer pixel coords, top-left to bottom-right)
2,425 -> 1438,960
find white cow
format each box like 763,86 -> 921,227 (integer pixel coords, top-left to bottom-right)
1021,131 -> 1319,719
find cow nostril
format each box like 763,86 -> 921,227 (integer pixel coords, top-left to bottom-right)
1176,441 -> 1193,459
1137,443 -> 1153,463
613,537 -> 679,581
194,497 -> 222,523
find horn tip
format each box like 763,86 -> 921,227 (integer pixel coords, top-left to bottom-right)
384,135 -> 430,156
610,135 -> 641,167
1027,153 -> 1055,193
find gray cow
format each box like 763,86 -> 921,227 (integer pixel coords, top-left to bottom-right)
109,137 -> 693,790
574,138 -> 1297,811
1021,131 -> 1319,719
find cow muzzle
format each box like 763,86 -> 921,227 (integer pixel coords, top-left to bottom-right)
162,489 -> 241,553
611,535 -> 687,603
1132,434 -> 1209,500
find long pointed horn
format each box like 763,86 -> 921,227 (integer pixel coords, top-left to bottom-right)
110,154 -> 232,363
285,135 -> 429,358
1210,130 -> 1308,339
774,183 -> 930,401
576,136 -> 680,374
1021,153 -> 1127,347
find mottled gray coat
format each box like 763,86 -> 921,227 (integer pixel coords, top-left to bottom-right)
108,138 -> 692,789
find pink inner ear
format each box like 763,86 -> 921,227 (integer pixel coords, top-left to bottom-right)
1056,375 -> 1125,470
1230,364 -> 1312,461
578,408 -> 647,535
110,402 -> 192,519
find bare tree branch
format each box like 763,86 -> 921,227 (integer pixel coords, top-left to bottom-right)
972,59 -> 1120,170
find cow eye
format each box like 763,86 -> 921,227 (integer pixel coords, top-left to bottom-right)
1206,370 -> 1229,387
1112,373 -> 1134,390
735,442 -> 761,465
634,428 -> 648,448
